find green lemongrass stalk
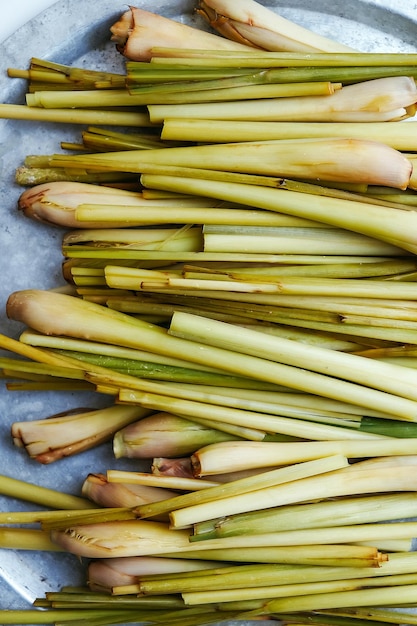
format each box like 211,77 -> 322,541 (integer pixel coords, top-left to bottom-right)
148,76 -> 417,123
0,357 -> 85,381
27,81 -> 338,107
192,439 -> 417,474
0,103 -> 152,126
0,474 -> 94,510
137,456 -> 348,521
15,167 -> 138,187
140,173 -> 417,256
75,204 -> 326,227
169,312 -> 417,403
113,412 -> 238,460
88,555 -> 225,593
107,470 -> 219,491
49,138 -> 413,189
168,461 -> 417,528
184,576 -> 417,607
160,119 -> 417,150
0,528 -> 61,553
360,416 -> 417,438
258,583 -> 417,615
80,127 -> 172,152
196,0 -> 355,52
8,290 -> 417,420
192,493 -> 417,540
18,181 -> 221,229
81,473 -> 180,509
321,608 -> 417,624
138,556 -> 389,596
118,389 -> 373,441
11,405 -> 152,464
109,6 -> 251,62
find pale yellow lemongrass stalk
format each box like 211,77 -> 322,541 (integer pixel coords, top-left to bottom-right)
196,0 -> 356,53
161,119 -> 417,150
81,473 -> 181,509
106,470 -> 219,491
168,312 -> 417,403
148,76 -> 417,123
139,174 -> 417,254
191,440 -> 417,475
88,555 -> 225,593
10,404 -> 152,464
44,138 -> 413,189
137,456 -> 348,521
18,181 -> 221,229
110,7 -> 251,61
168,462 -> 417,528
7,290 -> 417,421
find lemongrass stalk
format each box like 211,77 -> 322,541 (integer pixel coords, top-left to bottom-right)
169,312 -> 417,403
49,137 -> 413,189
149,556 -> 406,596
137,456 -> 347,521
116,382 -> 367,426
113,412 -> 237,460
148,76 -> 417,123
0,357 -> 85,381
0,103 -> 152,126
88,555 -> 225,593
63,227 -> 202,252
140,174 -> 417,255
0,528 -> 61,552
50,519 -> 192,558
0,474 -> 94,510
15,167 -> 138,187
27,81 -> 338,107
18,181 -> 220,229
119,389 -> 374,441
202,227 -> 405,256
196,0 -> 356,53
168,462 -> 417,528
184,576 -> 417,607
324,608 -> 417,624
75,204 -> 325,227
260,583 -> 417,614
161,118 -> 417,150
192,493 -> 417,541
107,470 -> 219,491
11,405 -> 152,464
110,7 -> 250,61
81,473 -> 180,510
8,290 -> 417,420
191,439 -> 417,475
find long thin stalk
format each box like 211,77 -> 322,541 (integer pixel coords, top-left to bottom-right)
136,455 -> 347,520
140,174 -> 417,254
0,104 -> 152,126
0,474 -> 95,510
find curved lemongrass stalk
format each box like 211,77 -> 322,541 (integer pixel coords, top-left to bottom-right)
110,7 -> 250,62
197,0 -> 356,53
11,405 -> 151,464
88,555 -> 225,593
17,181 -> 219,229
114,412 -> 236,460
82,473 -> 180,508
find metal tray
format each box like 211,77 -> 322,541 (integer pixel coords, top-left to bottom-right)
1,0 -> 417,622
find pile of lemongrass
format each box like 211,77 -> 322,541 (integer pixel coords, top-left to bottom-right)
4,3 -> 417,624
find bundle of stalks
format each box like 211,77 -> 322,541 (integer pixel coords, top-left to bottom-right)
4,7 -> 417,626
